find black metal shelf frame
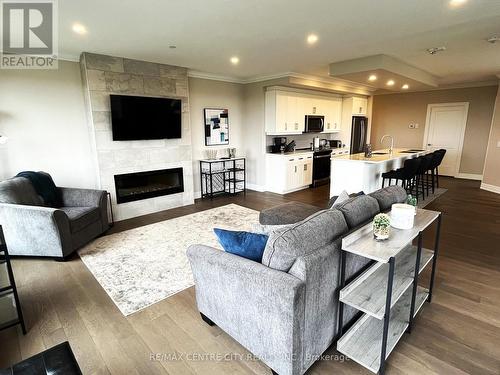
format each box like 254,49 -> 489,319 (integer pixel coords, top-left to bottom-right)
200,158 -> 246,199
0,226 -> 27,335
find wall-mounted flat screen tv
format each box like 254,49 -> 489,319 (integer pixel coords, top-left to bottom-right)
110,95 -> 182,141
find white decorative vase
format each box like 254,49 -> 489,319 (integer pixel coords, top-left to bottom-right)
391,203 -> 415,229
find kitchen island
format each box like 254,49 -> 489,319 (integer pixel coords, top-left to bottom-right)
330,148 -> 428,197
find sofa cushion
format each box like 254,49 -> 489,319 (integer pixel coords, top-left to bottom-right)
262,209 -> 348,272
335,195 -> 380,228
369,185 -> 408,212
259,201 -> 321,225
0,177 -> 44,206
214,228 -> 268,262
60,206 -> 100,233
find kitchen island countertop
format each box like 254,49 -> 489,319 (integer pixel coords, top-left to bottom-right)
332,148 -> 427,163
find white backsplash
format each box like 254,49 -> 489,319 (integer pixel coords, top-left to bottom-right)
266,133 -> 342,150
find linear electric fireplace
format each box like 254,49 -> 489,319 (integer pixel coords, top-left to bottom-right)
114,168 -> 184,204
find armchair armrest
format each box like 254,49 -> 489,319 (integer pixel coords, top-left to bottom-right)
187,244 -> 305,375
58,187 -> 107,208
59,187 -> 109,231
0,203 -> 71,257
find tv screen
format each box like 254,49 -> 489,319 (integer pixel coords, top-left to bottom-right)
110,95 -> 182,141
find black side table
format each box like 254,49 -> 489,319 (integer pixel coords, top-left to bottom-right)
200,157 -> 246,199
0,341 -> 82,375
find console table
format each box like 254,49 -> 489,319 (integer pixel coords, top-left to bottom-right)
200,157 -> 246,199
337,208 -> 442,374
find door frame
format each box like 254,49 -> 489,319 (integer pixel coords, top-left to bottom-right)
422,102 -> 469,177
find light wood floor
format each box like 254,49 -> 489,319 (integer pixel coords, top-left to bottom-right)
1,177 -> 500,375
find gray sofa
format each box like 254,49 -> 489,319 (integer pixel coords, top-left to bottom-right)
187,185 -> 407,375
0,175 -> 109,259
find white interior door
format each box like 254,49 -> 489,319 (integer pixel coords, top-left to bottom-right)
424,103 -> 469,177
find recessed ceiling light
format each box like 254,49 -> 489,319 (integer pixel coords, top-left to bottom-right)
230,56 -> 239,65
307,34 -> 318,44
402,84 -> 409,90
487,36 -> 500,44
386,80 -> 395,86
427,46 -> 447,55
368,74 -> 377,82
72,23 -> 87,35
449,0 -> 467,6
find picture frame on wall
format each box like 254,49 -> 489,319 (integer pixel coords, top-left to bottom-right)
204,108 -> 229,146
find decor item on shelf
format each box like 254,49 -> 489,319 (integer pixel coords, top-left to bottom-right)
391,203 -> 416,229
218,148 -> 230,159
0,135 -> 8,145
204,149 -> 218,160
204,108 -> 229,146
364,143 -> 373,157
229,148 -> 236,158
373,213 -> 391,241
406,194 -> 417,208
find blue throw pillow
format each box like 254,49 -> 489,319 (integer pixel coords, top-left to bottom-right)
213,228 -> 268,262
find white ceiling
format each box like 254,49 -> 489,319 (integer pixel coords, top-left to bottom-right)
60,0 -> 500,85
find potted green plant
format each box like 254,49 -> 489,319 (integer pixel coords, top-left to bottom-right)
373,213 -> 391,241
406,194 -> 417,208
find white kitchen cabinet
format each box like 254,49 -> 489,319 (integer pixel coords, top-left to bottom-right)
323,98 -> 342,133
266,153 -> 313,194
266,91 -> 304,134
266,89 -> 342,135
351,97 -> 368,115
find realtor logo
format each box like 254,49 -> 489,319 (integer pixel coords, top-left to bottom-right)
1,0 -> 58,69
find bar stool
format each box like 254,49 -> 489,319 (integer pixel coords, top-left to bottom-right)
382,157 -> 422,195
425,149 -> 446,194
414,154 -> 433,201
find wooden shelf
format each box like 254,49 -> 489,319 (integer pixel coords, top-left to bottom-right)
340,245 -> 434,319
0,293 -> 19,330
0,262 -> 9,290
342,209 -> 440,262
338,286 -> 428,373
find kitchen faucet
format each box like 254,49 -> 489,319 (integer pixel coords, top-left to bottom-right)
380,134 -> 394,154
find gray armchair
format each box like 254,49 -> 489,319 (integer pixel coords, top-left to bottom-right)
0,176 -> 109,259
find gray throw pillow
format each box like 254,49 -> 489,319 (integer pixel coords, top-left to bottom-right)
251,222 -> 295,236
330,190 -> 350,208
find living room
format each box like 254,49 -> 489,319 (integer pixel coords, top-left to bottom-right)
0,1 -> 500,374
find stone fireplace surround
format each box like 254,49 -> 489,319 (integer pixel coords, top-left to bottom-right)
80,52 -> 194,221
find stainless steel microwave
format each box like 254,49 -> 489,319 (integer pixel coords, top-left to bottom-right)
304,115 -> 324,133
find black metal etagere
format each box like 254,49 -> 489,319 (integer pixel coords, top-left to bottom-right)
200,158 -> 246,199
0,225 -> 26,335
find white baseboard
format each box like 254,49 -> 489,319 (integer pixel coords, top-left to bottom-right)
456,173 -> 483,180
480,183 -> 500,194
246,183 -> 266,192
194,191 -> 202,199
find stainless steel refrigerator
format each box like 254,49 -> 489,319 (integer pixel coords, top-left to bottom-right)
350,116 -> 368,154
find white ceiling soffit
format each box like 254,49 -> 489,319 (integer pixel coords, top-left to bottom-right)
188,70 -> 375,95
329,54 -> 439,88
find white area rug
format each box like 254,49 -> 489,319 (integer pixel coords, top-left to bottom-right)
79,204 -> 259,316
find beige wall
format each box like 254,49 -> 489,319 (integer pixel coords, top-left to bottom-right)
188,77 -> 245,195
0,60 -> 97,188
482,84 -> 500,188
371,85 -> 498,175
